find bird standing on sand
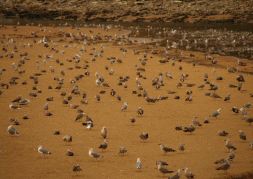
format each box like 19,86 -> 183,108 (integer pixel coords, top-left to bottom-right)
98,139 -> 108,151
192,117 -> 202,127
136,158 -> 142,170
157,163 -> 173,175
82,117 -> 93,129
249,142 -> 253,149
238,130 -> 246,141
66,149 -> 74,156
156,160 -> 168,167
121,102 -> 128,111
7,125 -> 19,135
211,108 -> 221,118
43,102 -> 49,110
38,145 -> 51,155
243,116 -> 253,125
88,148 -> 102,159
119,146 -> 127,155
183,168 -> 194,179
183,125 -> 195,133
224,94 -> 231,101
178,144 -> 185,151
239,107 -> 247,116
75,112 -> 85,121
137,107 -> 144,116
139,132 -> 149,141
216,160 -> 230,172
72,164 -> 82,172
130,117 -> 136,124
217,130 -> 229,137
168,169 -> 181,179
63,135 -> 72,143
225,139 -> 237,151
232,106 -> 239,113
159,144 -> 176,154
101,126 -> 107,139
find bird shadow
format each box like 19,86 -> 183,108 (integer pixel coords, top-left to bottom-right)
72,174 -> 83,178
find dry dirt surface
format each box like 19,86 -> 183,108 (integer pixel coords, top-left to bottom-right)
0,25 -> 253,179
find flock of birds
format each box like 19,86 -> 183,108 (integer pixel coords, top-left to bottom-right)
1,23 -> 253,179
131,25 -> 253,60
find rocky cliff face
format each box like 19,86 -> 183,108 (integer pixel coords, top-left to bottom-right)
1,0 -> 253,23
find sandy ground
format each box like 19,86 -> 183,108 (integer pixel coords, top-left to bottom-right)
0,25 -> 253,179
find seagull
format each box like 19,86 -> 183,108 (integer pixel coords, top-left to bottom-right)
88,148 -> 102,159
53,130 -> 60,135
82,116 -> 93,129
119,146 -> 127,155
178,144 -> 185,151
83,120 -> 93,129
185,95 -> 192,101
183,125 -> 195,133
224,94 -> 231,101
239,107 -> 247,116
168,169 -> 181,179
227,149 -> 235,160
192,117 -> 202,127
72,164 -> 82,172
7,125 -> 19,135
159,144 -> 176,154
95,94 -> 101,102
225,139 -> 237,151
249,142 -> 253,149
243,116 -> 253,125
121,102 -> 128,111
203,117 -> 209,124
214,158 -> 230,165
216,160 -> 230,172
9,103 -> 20,109
243,103 -> 252,109
183,168 -> 194,179
66,149 -> 74,156
156,160 -> 169,166
137,107 -> 144,116
98,139 -> 108,151
95,78 -> 103,86
43,102 -> 49,110
157,163 -> 173,175
236,74 -> 245,82
136,158 -> 142,170
63,135 -> 72,143
211,108 -> 221,118
44,111 -> 53,116
217,130 -> 229,137
130,117 -> 136,124
232,106 -> 239,114
38,145 -> 51,155
238,130 -> 246,141
101,126 -> 107,139
139,132 -> 149,141
75,112 -> 85,121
